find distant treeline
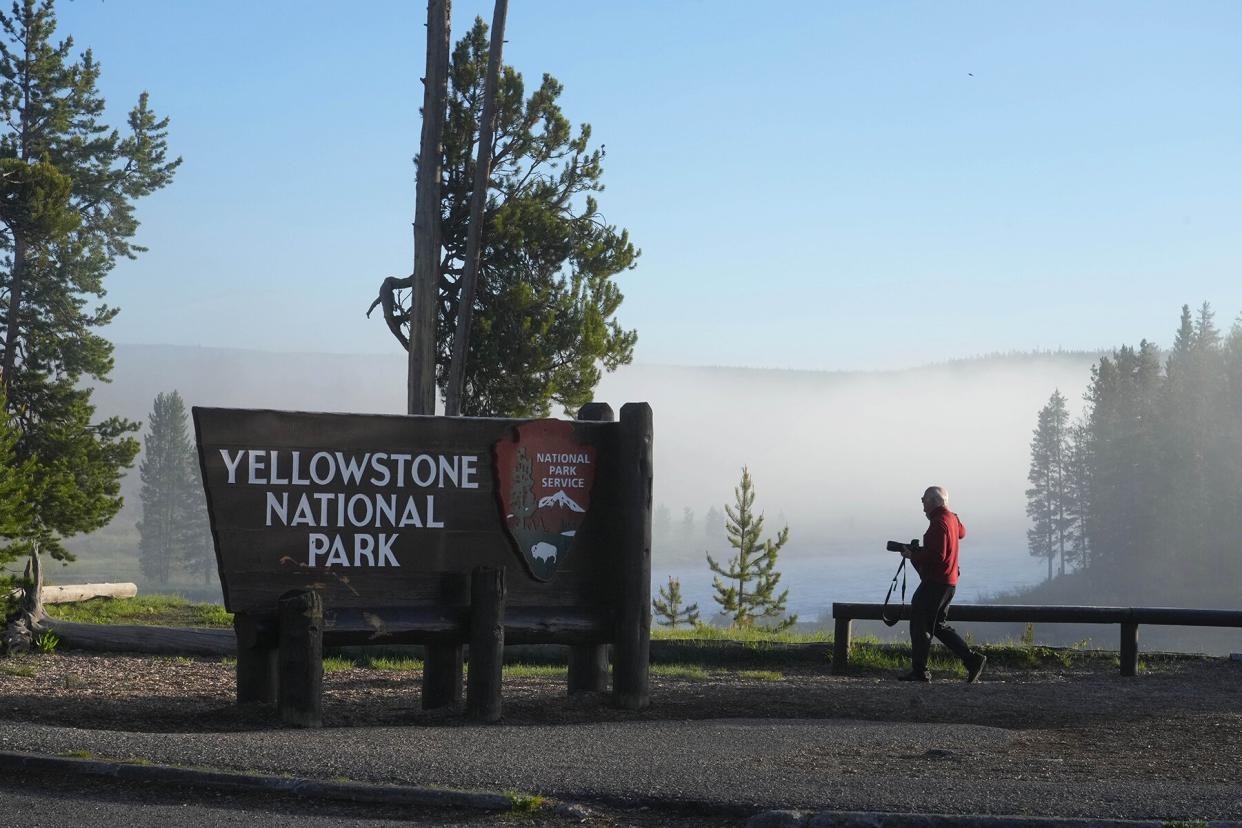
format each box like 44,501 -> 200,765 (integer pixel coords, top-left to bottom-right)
1026,303 -> 1242,604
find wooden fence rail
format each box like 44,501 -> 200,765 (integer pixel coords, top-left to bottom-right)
831,602 -> 1242,677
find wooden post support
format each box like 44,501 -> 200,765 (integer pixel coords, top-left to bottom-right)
277,590 -> 323,728
466,566 -> 506,722
613,402 -> 652,710
832,617 -> 852,675
569,401 -> 614,694
423,645 -> 464,709
234,612 -> 277,704
568,645 -> 610,695
1120,621 -> 1139,677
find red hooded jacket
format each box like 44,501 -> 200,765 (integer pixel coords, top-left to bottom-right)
910,506 -> 965,585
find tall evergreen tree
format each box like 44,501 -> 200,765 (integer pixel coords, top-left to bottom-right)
680,507 -> 696,544
653,503 -> 672,540
652,576 -> 699,628
706,467 -> 796,630
177,458 -> 214,585
0,0 -> 179,561
1049,304 -> 1242,603
0,397 -> 38,591
704,506 -> 725,540
1026,390 -> 1072,580
137,391 -> 196,585
1063,414 -> 1093,573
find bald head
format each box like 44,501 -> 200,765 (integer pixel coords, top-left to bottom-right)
922,486 -> 948,515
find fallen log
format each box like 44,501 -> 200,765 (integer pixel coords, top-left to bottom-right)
41,617 -> 233,658
39,583 -> 139,604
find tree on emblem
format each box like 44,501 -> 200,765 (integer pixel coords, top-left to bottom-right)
510,446 -> 536,530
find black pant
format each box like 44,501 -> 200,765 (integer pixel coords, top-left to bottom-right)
909,582 -> 973,672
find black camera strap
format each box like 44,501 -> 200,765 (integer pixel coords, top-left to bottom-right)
881,557 -> 907,627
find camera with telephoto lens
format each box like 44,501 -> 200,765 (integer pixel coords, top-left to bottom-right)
886,539 -> 921,553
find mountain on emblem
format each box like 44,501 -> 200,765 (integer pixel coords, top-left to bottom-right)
538,490 -> 585,512
494,420 -> 596,581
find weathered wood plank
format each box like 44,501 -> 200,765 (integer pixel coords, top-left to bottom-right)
568,402 -> 615,693
613,403 -> 652,711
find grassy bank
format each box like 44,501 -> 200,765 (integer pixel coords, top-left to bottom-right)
35,595 -> 1179,677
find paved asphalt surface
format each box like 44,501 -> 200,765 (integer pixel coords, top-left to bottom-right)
0,769 -> 633,828
1,718 -> 1239,822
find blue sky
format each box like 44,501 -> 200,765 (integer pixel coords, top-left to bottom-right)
56,0 -> 1242,370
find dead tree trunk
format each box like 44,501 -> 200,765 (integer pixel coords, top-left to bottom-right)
444,0 -> 509,416
2,547 -> 43,654
409,0 -> 452,416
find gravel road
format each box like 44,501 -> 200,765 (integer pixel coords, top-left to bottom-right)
0,652 -> 1238,821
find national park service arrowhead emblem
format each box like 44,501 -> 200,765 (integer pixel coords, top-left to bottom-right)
494,419 -> 596,581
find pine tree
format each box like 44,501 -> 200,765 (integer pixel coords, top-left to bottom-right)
652,576 -> 700,628
0,398 -> 39,599
1063,414 -> 1093,573
370,17 -> 637,417
653,503 -> 672,540
1026,390 -> 1072,580
0,0 -> 179,562
137,391 -> 197,585
177,458 -> 215,585
680,507 -> 696,544
706,467 -> 796,630
704,506 -> 725,540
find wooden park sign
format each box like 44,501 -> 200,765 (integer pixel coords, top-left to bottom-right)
194,402 -> 652,725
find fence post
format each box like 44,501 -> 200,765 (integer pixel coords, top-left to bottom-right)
832,616 -> 852,674
569,401 -> 614,694
466,566 -> 506,722
614,402 -> 652,711
1120,621 -> 1139,677
277,590 -> 323,728
233,612 -> 277,704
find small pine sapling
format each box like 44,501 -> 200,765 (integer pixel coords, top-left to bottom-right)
706,466 -> 797,630
652,576 -> 700,628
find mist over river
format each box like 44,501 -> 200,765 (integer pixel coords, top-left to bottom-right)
657,542 -> 1047,625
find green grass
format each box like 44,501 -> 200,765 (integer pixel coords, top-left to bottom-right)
503,663 -> 566,679
737,669 -> 784,681
49,595 -> 232,628
367,656 -> 423,672
0,664 -> 37,678
650,664 -> 710,679
504,792 -> 548,814
322,656 -> 356,673
59,750 -> 94,759
653,624 -> 830,644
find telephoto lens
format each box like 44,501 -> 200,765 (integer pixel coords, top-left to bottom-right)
885,540 -> 905,552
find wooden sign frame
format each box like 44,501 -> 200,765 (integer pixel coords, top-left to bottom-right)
193,401 -> 652,718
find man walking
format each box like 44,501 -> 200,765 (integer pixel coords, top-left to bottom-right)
896,486 -> 987,683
